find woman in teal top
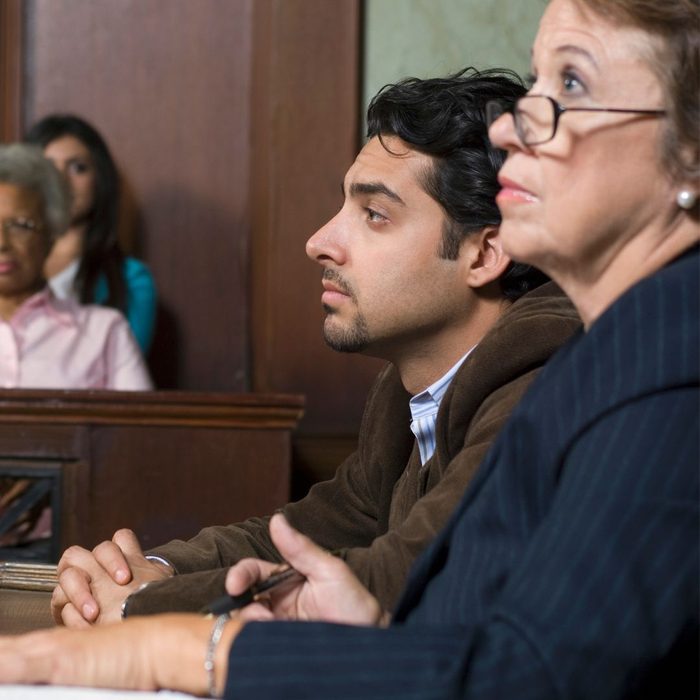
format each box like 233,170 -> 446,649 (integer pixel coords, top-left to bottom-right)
25,115 -> 156,354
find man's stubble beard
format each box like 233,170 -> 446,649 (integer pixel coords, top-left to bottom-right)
321,268 -> 372,353
322,304 -> 372,353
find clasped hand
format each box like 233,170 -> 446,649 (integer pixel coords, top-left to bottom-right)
52,514 -> 387,628
52,528 -> 174,626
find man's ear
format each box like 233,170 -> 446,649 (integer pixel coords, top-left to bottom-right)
461,226 -> 511,289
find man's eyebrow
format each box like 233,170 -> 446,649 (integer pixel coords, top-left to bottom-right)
344,181 -> 405,205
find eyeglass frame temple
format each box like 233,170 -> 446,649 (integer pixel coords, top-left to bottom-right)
518,95 -> 667,145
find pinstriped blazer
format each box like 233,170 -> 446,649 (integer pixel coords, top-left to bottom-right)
226,246 -> 699,700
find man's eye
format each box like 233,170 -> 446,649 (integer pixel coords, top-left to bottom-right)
366,208 -> 387,223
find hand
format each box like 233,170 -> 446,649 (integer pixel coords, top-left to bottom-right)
226,514 -> 388,626
52,528 -> 174,627
0,613 -> 242,696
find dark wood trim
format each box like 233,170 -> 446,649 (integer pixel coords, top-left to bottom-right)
0,0 -> 24,142
0,389 -> 305,429
250,0 -> 273,386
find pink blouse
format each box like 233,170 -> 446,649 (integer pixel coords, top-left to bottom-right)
0,288 -> 152,390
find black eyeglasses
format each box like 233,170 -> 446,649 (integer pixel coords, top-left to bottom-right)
487,95 -> 667,146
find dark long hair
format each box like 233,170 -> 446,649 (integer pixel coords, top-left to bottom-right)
25,114 -> 127,310
367,67 -> 549,302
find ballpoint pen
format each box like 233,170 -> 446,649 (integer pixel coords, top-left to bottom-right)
201,561 -> 303,616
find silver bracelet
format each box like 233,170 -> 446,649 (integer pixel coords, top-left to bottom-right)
205,613 -> 230,698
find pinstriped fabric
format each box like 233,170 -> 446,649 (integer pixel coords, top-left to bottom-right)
409,349 -> 473,464
226,248 -> 699,699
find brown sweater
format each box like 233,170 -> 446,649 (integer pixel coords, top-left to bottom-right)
128,282 -> 581,616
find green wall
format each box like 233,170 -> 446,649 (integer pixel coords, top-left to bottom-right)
363,0 -> 545,117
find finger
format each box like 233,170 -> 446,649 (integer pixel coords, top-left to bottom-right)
56,544 -> 93,576
50,583 -> 74,626
92,539 -> 133,585
61,602 -> 92,629
225,558 -> 279,595
237,602 -> 275,622
268,514 -> 333,578
56,566 -> 99,622
111,528 -> 146,560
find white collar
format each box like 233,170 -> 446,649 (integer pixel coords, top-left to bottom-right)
48,258 -> 80,302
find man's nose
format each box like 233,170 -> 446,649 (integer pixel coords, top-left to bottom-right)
305,210 -> 347,266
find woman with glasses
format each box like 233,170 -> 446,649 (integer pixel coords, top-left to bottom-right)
0,0 -> 696,697
25,115 -> 157,354
0,144 -> 151,551
0,144 -> 151,391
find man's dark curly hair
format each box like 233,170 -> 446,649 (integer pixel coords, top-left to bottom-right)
366,67 -> 549,301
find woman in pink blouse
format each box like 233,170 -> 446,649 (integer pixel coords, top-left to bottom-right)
0,143 -> 151,549
0,143 -> 152,391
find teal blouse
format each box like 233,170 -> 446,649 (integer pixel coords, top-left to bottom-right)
94,257 -> 157,353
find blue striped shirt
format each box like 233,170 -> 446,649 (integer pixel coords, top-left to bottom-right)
409,348 -> 475,464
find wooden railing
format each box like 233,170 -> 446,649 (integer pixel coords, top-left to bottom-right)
0,389 -> 304,560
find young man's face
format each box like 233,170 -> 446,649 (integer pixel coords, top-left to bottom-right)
306,136 -> 475,361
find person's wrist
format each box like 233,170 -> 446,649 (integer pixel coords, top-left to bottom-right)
121,582 -> 151,619
150,614 -> 242,697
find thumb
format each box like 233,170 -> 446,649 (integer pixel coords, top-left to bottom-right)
269,514 -> 331,579
111,529 -> 145,559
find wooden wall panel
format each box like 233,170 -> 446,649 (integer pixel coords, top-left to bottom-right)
251,0 -> 384,434
21,0 -> 253,391
0,0 -> 23,142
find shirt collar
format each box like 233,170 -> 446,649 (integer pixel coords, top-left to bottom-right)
48,258 -> 80,301
409,346 -> 476,420
11,287 -> 77,327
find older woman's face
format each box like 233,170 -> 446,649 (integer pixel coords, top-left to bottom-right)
0,183 -> 50,300
489,0 -> 673,280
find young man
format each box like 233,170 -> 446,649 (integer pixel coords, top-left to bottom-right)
51,68 -> 579,626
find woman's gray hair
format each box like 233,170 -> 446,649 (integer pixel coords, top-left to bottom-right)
0,143 -> 71,242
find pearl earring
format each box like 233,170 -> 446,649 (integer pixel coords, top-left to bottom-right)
676,190 -> 697,210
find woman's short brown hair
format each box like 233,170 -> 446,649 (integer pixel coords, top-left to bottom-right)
575,0 -> 699,183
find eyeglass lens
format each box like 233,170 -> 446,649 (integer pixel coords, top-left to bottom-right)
515,96 -> 555,145
1,219 -> 38,240
486,97 -> 555,145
